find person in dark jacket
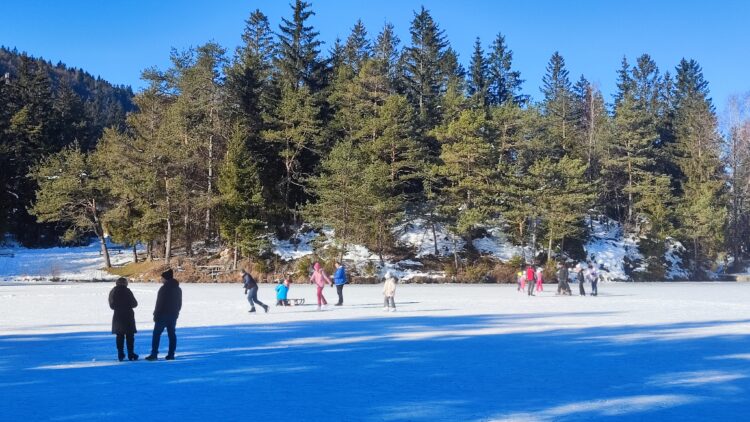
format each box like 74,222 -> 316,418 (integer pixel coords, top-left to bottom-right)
556,263 -> 571,296
145,269 -> 182,361
333,262 -> 347,306
242,269 -> 268,313
109,277 -> 139,361
576,264 -> 586,296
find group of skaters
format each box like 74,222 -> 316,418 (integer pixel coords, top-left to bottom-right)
241,261 -> 398,312
517,262 -> 600,296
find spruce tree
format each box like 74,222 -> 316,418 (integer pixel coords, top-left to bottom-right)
540,52 -> 576,156
487,33 -> 525,106
343,19 -> 371,74
276,0 -> 324,91
467,38 -> 488,110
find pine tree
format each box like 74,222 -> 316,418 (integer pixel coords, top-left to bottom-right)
373,23 -> 400,93
29,144 -> 112,267
218,123 -> 268,268
528,156 -> 595,260
487,33 -> 525,106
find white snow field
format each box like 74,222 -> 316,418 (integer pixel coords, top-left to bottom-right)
2,282 -> 750,421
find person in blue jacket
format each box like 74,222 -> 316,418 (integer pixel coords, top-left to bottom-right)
333,261 -> 347,306
275,278 -> 290,306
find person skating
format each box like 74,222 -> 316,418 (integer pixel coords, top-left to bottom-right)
526,265 -> 536,296
310,262 -> 333,310
383,272 -> 397,312
108,277 -> 139,361
145,269 -> 182,361
243,269 -> 268,313
576,264 -> 586,296
333,261 -> 347,306
535,266 -> 544,292
517,270 -> 524,292
556,263 -> 571,296
275,278 -> 290,306
587,262 -> 599,296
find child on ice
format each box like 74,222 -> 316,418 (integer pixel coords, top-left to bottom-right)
275,278 -> 290,306
383,272 -> 397,312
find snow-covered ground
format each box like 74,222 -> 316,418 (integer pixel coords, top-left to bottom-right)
2,281 -> 750,420
585,217 -> 644,281
0,240 -> 135,282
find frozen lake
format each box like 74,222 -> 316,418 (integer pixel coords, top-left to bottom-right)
2,282 -> 749,421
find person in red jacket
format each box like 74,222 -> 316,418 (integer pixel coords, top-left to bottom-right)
526,265 -> 536,296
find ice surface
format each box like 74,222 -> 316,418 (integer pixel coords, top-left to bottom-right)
2,281 -> 750,420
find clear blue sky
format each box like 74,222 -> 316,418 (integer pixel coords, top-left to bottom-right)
3,0 -> 749,111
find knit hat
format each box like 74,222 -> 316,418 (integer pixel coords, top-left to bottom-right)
313,262 -> 321,271
161,268 -> 174,280
116,277 -> 128,286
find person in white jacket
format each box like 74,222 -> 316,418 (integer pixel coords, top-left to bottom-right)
383,272 -> 397,312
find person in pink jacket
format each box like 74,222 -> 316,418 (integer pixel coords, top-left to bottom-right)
535,266 -> 544,292
309,262 -> 333,310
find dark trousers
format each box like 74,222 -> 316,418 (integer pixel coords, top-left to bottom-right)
579,280 -> 586,296
247,287 -> 266,310
591,280 -> 598,296
527,279 -> 535,295
116,333 -> 135,356
336,284 -> 344,305
151,316 -> 177,357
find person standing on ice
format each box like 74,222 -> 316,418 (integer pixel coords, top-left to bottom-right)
587,262 -> 599,296
333,261 -> 347,306
109,277 -> 139,361
145,269 -> 182,361
576,264 -> 586,296
383,272 -> 397,311
243,269 -> 269,313
517,269 -> 524,292
310,262 -> 333,310
556,263 -> 571,295
526,264 -> 536,296
535,266 -> 544,292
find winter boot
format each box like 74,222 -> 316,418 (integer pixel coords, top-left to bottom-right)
118,352 -> 125,362
128,353 -> 139,361
144,354 -> 158,361
263,305 -> 269,313
165,354 -> 175,361
249,308 -> 256,313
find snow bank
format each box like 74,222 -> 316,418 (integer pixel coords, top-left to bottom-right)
0,239 -> 137,282
270,229 -> 318,261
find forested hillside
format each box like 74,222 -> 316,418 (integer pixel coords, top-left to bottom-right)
12,2 -> 750,280
0,47 -> 134,244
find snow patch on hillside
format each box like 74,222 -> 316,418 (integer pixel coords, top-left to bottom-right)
270,229 -> 317,261
665,238 -> 689,280
584,217 -> 644,281
395,218 -> 464,258
472,227 -> 526,262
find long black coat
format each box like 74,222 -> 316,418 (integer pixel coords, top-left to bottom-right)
109,285 -> 138,334
154,278 -> 182,320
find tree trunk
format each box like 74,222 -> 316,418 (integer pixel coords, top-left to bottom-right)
147,240 -> 153,262
206,133 -> 213,245
132,244 -> 138,264
547,237 -> 553,262
165,177 -> 172,265
452,235 -> 459,272
91,198 -> 111,268
184,213 -> 193,257
431,216 -> 439,256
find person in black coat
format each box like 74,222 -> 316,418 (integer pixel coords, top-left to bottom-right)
109,277 -> 139,361
145,269 -> 182,361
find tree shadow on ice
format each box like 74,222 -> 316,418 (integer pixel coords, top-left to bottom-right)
2,313 -> 750,421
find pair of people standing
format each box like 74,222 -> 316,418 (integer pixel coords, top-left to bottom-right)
309,262 -> 347,309
575,263 -> 599,296
108,269 -> 182,362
